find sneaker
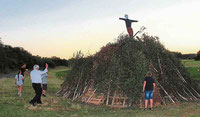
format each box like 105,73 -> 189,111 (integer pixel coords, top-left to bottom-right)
149,108 -> 153,111
37,102 -> 42,104
144,108 -> 147,111
29,102 -> 35,106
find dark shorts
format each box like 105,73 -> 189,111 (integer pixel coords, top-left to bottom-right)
42,84 -> 47,90
145,91 -> 153,100
22,79 -> 24,84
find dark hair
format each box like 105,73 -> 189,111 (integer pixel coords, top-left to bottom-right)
17,70 -> 21,81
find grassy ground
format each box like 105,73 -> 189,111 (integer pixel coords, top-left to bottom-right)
182,59 -> 200,81
182,59 -> 200,68
0,66 -> 200,117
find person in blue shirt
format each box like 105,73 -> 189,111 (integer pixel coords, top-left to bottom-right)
119,14 -> 138,37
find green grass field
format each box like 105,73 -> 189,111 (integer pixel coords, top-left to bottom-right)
182,59 -> 200,81
0,66 -> 200,117
182,59 -> 200,68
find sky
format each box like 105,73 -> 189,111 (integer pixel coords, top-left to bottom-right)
0,0 -> 200,59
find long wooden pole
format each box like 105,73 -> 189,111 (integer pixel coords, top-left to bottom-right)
111,90 -> 117,105
86,88 -> 97,103
157,82 -> 175,103
106,84 -> 111,106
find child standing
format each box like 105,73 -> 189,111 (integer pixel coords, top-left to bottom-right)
41,73 -> 48,97
15,70 -> 24,97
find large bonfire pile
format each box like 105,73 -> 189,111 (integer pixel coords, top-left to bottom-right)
57,34 -> 200,107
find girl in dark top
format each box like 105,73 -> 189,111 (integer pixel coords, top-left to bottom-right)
143,72 -> 156,110
119,14 -> 138,37
20,64 -> 27,89
20,64 -> 27,77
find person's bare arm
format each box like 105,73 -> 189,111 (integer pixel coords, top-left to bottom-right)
153,83 -> 156,92
143,81 -> 146,92
47,75 -> 52,78
40,63 -> 48,75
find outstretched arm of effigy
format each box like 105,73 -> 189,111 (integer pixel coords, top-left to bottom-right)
130,19 -> 138,22
119,18 -> 125,20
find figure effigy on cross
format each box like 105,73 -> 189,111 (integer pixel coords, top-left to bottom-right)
119,14 -> 138,37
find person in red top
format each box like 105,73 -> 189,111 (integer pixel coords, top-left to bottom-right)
119,14 -> 138,37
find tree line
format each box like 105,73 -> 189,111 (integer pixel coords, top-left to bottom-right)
0,40 -> 68,73
172,52 -> 200,60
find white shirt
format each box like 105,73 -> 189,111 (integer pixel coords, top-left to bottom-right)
30,68 -> 48,83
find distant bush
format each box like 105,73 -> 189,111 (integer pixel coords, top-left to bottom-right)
194,50 -> 200,61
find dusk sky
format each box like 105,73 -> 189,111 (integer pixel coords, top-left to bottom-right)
0,0 -> 200,59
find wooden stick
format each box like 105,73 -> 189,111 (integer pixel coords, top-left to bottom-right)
63,91 -> 69,97
157,56 -> 163,74
56,89 -> 62,95
177,91 -> 188,101
106,84 -> 110,106
73,93 -> 78,100
175,69 -> 187,83
128,101 -> 132,107
86,88 -> 97,103
83,85 -> 88,94
191,87 -> 200,97
72,77 -> 81,100
172,63 -> 187,83
157,82 -> 175,103
150,61 -> 159,73
185,87 -> 197,100
112,90 -> 117,105
159,94 -> 166,105
183,89 -> 190,97
63,91 -> 71,98
123,95 -> 127,106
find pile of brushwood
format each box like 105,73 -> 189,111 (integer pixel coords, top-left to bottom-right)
57,34 -> 200,105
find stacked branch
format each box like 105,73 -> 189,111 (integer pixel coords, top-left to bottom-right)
57,34 -> 200,106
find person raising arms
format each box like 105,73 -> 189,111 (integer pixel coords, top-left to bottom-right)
29,63 -> 48,106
